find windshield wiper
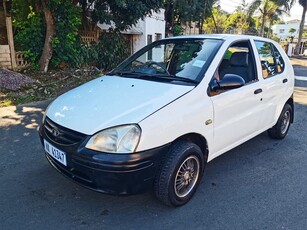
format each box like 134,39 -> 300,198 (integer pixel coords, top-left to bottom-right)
108,71 -> 152,77
109,71 -> 138,76
153,74 -> 199,84
109,71 -> 198,84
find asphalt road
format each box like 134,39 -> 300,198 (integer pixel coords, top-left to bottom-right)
1,62 -> 307,230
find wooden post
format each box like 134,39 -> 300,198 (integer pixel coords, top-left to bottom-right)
3,0 -> 7,18
6,17 -> 17,69
96,29 -> 100,42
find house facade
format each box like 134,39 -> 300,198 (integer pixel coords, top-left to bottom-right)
272,20 -> 301,39
97,9 -> 166,54
272,19 -> 307,55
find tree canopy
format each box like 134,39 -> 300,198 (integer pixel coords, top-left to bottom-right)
203,2 -> 257,35
164,0 -> 216,35
11,0 -> 163,72
91,0 -> 162,31
226,1 -> 257,35
248,0 -> 294,37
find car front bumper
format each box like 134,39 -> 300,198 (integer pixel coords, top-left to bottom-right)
39,121 -> 170,195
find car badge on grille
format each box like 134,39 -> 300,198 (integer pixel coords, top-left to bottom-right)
52,128 -> 60,137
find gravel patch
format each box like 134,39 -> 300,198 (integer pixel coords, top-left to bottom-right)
0,68 -> 34,91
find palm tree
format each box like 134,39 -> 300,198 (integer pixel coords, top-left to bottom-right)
248,0 -> 294,37
294,0 -> 307,54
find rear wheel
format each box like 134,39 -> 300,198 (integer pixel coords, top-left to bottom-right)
268,103 -> 292,139
154,140 -> 205,206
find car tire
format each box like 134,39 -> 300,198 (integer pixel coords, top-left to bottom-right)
268,103 -> 292,139
154,140 -> 205,206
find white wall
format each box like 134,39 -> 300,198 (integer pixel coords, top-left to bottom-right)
132,20 -> 146,54
96,9 -> 166,55
145,9 -> 166,44
272,23 -> 300,39
133,9 -> 166,54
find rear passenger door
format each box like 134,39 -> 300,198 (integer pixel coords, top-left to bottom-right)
253,40 -> 288,128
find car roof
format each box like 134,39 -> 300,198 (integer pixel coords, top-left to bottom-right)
163,34 -> 274,43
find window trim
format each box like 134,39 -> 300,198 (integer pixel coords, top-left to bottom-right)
271,43 -> 285,76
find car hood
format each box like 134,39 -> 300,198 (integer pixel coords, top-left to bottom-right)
46,75 -> 194,135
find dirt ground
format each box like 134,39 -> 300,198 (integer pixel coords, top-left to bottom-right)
290,55 -> 307,67
0,67 -> 102,107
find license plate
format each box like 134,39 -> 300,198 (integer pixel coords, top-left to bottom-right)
44,139 -> 67,166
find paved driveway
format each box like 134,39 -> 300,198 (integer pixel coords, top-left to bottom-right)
1,63 -> 307,230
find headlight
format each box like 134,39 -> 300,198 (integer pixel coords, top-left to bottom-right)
85,125 -> 141,153
42,101 -> 53,124
42,111 -> 47,124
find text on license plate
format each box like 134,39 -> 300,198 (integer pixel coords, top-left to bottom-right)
44,139 -> 67,166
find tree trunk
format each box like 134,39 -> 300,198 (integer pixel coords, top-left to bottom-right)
171,2 -> 175,29
209,7 -> 218,33
164,1 -> 170,34
80,0 -> 90,31
260,13 -> 266,37
199,17 -> 204,34
294,5 -> 306,55
267,20 -> 271,38
34,0 -> 41,11
39,0 -> 55,73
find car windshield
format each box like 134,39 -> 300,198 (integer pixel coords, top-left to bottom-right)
111,38 -> 223,84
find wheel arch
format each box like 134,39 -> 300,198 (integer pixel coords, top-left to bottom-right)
286,94 -> 294,123
174,133 -> 209,162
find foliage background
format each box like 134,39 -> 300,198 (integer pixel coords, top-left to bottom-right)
11,0 -> 160,71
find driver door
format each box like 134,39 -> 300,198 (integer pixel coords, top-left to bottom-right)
208,40 -> 264,157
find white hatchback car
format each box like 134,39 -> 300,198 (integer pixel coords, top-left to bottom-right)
39,34 -> 294,206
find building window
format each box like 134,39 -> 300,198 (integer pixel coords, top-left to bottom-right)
279,29 -> 285,34
155,33 -> 162,41
155,33 -> 162,48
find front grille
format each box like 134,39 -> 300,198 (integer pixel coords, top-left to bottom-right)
44,117 -> 86,146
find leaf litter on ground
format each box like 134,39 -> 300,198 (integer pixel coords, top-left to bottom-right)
0,66 -> 102,107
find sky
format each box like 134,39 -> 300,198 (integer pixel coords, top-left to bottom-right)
219,0 -> 306,23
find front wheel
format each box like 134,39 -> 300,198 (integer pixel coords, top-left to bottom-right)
154,141 -> 205,206
268,103 -> 292,139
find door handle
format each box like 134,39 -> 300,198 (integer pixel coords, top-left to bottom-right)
254,88 -> 262,94
283,78 -> 288,83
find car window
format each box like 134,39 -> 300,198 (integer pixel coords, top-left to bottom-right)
114,39 -> 223,83
217,41 -> 257,83
208,40 -> 257,96
255,41 -> 285,79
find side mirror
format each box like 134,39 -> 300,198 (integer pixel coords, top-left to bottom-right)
210,74 -> 245,92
